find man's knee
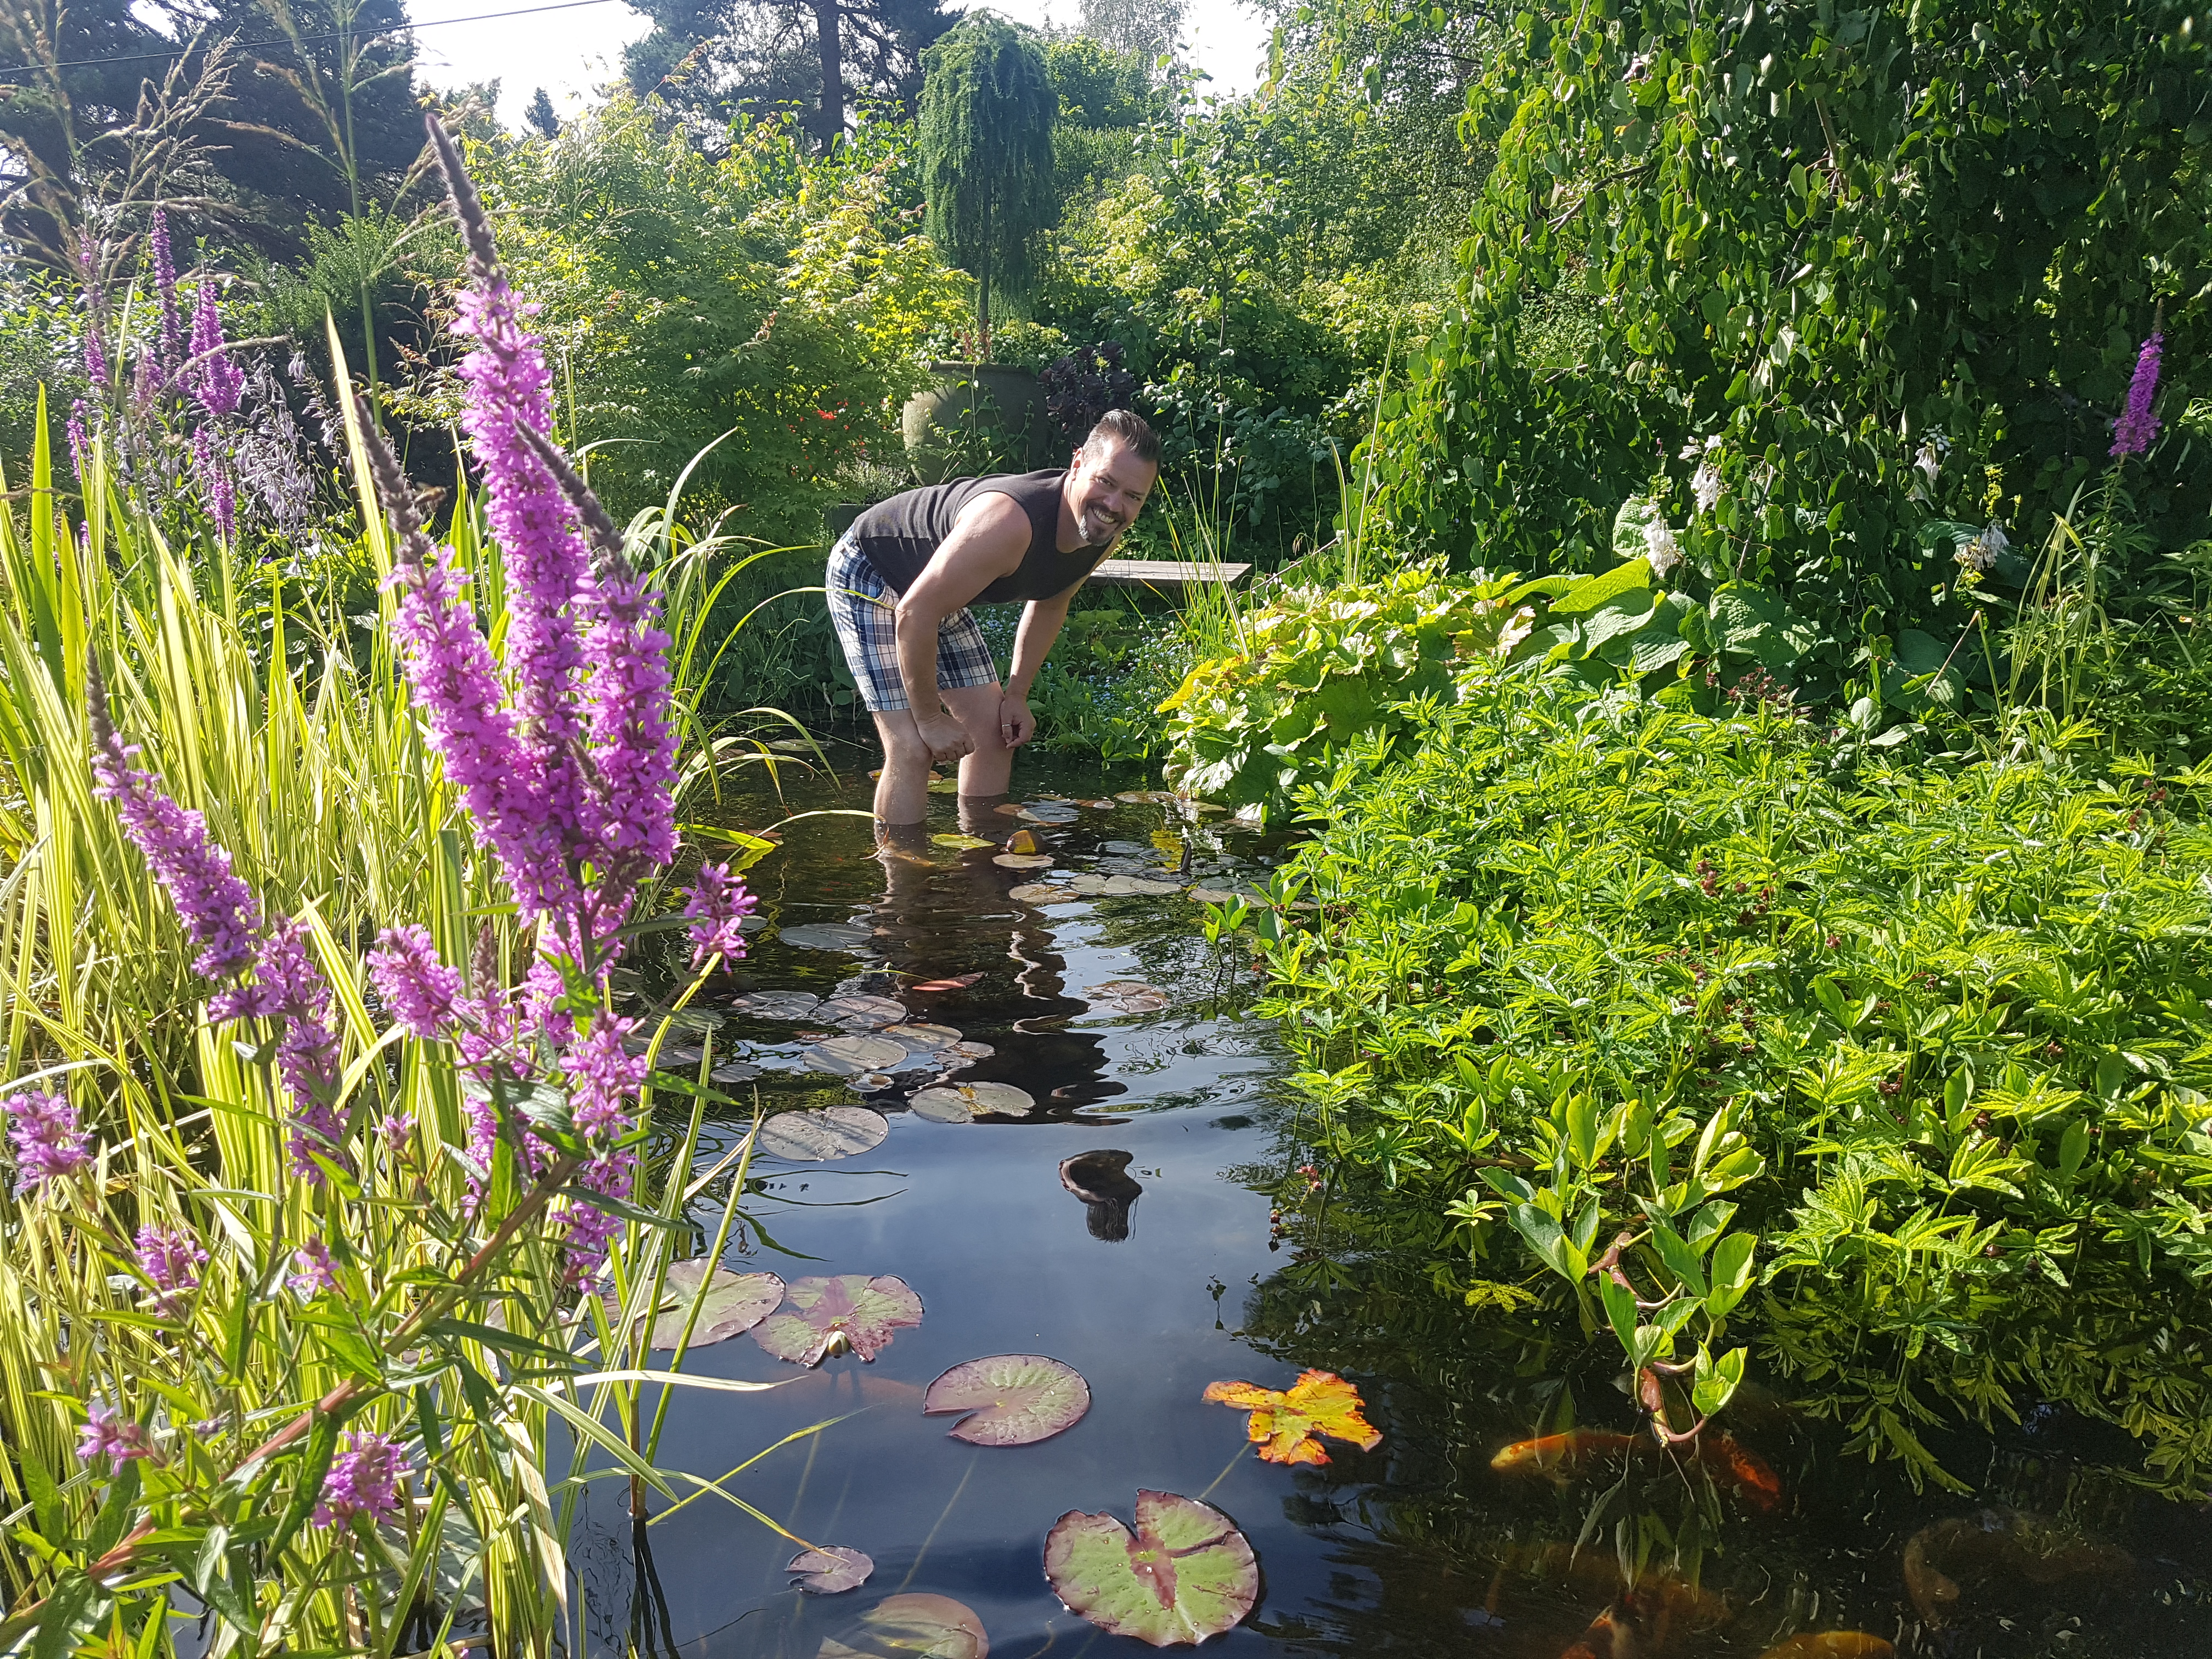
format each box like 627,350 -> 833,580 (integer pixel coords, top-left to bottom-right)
875,719 -> 929,769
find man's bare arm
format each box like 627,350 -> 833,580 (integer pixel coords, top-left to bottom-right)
893,494 -> 1028,759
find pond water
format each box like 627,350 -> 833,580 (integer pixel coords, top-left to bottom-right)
573,749 -> 2212,1659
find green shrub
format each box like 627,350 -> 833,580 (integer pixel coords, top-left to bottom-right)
1227,667 -> 2212,1493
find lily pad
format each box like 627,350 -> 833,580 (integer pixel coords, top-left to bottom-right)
931,833 -> 993,850
1188,886 -> 1262,906
1201,1369 -> 1381,1465
778,922 -> 877,952
818,994 -> 908,1030
1082,798 -> 1120,809
994,853 -> 1054,870
940,1040 -> 995,1064
729,990 -> 822,1021
817,1594 -> 986,1659
803,1035 -> 909,1075
650,1261 -> 784,1350
1008,882 -> 1078,904
1116,791 -> 1172,804
765,737 -> 816,753
1043,1490 -> 1259,1647
909,1081 -> 1035,1120
759,1106 -> 890,1162
710,1059 -> 762,1083
1019,805 -> 1080,825
992,803 -> 1026,816
882,1022 -> 962,1054
924,1354 -> 1092,1446
1064,872 -> 1177,898
788,1546 -> 873,1595
1087,980 -> 1172,1014
752,1275 -> 924,1366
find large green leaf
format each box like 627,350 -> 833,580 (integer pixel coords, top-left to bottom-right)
1043,1490 -> 1259,1647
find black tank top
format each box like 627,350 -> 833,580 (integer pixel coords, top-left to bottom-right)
848,471 -> 1108,605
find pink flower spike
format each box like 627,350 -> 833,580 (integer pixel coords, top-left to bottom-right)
2109,331 -> 2164,459
682,862 -> 758,969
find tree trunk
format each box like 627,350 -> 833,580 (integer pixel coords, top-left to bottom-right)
810,0 -> 844,153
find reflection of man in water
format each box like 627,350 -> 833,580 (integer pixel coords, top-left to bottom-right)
1060,1150 -> 1142,1242
866,798 -> 1125,1116
825,411 -> 1161,827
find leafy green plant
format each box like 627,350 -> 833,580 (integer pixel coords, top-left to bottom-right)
1212,662 -> 2212,1492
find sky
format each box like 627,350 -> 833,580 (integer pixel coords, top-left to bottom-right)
404,0 -> 1276,132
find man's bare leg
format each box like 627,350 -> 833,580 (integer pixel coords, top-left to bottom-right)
943,682 -> 1018,801
871,708 -> 935,825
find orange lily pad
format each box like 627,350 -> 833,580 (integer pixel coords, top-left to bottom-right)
1201,1368 -> 1382,1465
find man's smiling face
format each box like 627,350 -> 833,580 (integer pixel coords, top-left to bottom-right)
1069,438 -> 1158,546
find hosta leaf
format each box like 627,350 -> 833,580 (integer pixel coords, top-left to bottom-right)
817,1593 -> 985,1658
650,1261 -> 783,1350
753,1275 -> 923,1365
1201,1369 -> 1381,1465
923,1354 -> 1091,1446
1043,1489 -> 1259,1647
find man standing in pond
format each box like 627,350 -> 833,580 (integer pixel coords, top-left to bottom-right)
827,409 -> 1161,826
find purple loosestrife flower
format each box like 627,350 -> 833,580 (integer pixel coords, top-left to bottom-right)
2110,332 -> 2164,459
148,209 -> 183,381
557,1148 -> 634,1284
314,1431 -> 405,1528
361,414 -> 582,924
188,281 -> 244,419
579,563 -> 678,876
78,1401 -> 153,1465
290,1239 -> 337,1296
682,862 -> 757,969
381,1111 -> 414,1154
89,663 -> 262,977
369,924 -> 463,1038
67,400 -> 90,482
565,1014 -> 645,1139
426,118 -> 594,876
193,427 -> 236,542
211,919 -> 345,1181
4,1088 -> 92,1193
135,1223 -> 208,1316
83,306 -> 109,391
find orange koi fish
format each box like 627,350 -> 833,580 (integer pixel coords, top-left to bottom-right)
1757,1637 -> 1893,1659
1558,1605 -> 1640,1659
1700,1431 -> 1784,1511
1491,1430 -> 1643,1478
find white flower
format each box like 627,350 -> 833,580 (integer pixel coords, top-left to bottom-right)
1645,519 -> 1683,579
1955,523 -> 2008,572
1691,459 -> 1723,515
1678,435 -> 1719,462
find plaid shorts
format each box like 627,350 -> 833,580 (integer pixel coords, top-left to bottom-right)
825,536 -> 1001,713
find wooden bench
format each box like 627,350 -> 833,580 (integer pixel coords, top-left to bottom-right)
1087,558 -> 1252,589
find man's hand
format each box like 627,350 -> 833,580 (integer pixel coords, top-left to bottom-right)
998,694 -> 1036,750
916,713 -> 973,765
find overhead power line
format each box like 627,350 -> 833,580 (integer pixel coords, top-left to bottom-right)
0,0 -> 623,81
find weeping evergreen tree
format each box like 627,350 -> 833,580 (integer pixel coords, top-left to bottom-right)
918,15 -> 1058,362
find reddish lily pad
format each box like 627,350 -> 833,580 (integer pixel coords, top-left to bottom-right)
650,1261 -> 784,1350
923,1354 -> 1091,1446
1043,1490 -> 1259,1647
753,1274 -> 923,1366
910,973 -> 983,992
787,1546 -> 873,1595
817,1594 -> 986,1659
1201,1369 -> 1381,1465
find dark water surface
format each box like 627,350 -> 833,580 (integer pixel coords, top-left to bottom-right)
574,751 -> 2212,1659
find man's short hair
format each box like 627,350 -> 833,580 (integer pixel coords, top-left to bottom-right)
1081,408 -> 1161,469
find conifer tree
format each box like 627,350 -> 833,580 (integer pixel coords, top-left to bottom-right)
917,15 -> 1057,363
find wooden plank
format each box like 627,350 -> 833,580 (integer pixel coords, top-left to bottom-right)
1087,558 -> 1252,588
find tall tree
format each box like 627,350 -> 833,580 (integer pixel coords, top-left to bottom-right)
1075,0 -> 1184,65
621,0 -> 954,151
917,15 -> 1057,361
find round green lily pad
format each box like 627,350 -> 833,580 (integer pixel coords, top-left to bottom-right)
648,1260 -> 783,1350
816,1594 -> 985,1659
923,1354 -> 1090,1446
758,1105 -> 890,1162
1043,1490 -> 1259,1647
